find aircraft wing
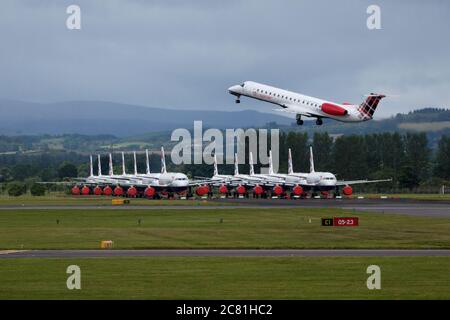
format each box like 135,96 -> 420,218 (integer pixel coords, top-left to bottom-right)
274,103 -> 317,118
335,178 -> 392,186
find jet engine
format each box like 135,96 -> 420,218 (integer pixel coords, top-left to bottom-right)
321,103 -> 348,116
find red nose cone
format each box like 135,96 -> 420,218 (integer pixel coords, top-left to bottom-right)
321,103 -> 348,116
236,185 -> 246,194
253,185 -> 263,195
71,186 -> 80,195
103,186 -> 113,196
81,186 -> 90,195
218,184 -> 228,194
127,186 -> 137,197
273,185 -> 283,195
93,186 -> 103,195
292,185 -> 303,195
342,185 -> 353,196
196,185 -> 209,196
144,186 -> 155,197
114,186 -> 124,196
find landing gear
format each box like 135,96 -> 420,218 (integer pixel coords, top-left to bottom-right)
316,118 -> 323,125
235,95 -> 241,104
296,114 -> 304,125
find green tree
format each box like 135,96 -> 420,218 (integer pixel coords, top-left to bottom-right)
434,135 -> 450,179
58,161 -> 78,179
7,182 -> 27,197
312,132 -> 334,172
403,133 -> 430,183
398,165 -> 420,190
30,183 -> 46,196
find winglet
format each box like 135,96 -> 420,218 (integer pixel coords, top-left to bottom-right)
161,147 -> 167,174
249,152 -> 255,176
146,149 -> 151,174
309,146 -> 315,173
288,148 -> 293,175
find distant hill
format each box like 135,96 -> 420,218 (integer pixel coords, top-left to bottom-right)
0,99 -> 292,136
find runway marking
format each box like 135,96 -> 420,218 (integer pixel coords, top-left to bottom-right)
1,249 -> 450,258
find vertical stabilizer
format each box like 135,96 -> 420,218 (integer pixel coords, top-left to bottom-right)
161,147 -> 167,173
122,152 -> 126,175
268,150 -> 274,175
288,148 -> 293,175
213,153 -> 219,176
146,149 -> 151,174
109,153 -> 114,176
249,152 -> 255,175
234,153 -> 239,176
89,155 -> 94,177
97,155 -> 102,176
309,146 -> 315,173
133,151 -> 138,175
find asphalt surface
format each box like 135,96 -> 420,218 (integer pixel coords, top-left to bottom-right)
1,249 -> 450,259
0,198 -> 449,217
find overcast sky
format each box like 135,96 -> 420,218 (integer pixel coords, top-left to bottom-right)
0,0 -> 449,118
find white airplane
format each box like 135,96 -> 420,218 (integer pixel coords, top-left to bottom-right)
228,81 -> 386,125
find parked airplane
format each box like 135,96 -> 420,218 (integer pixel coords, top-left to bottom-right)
272,146 -> 392,196
228,81 -> 386,125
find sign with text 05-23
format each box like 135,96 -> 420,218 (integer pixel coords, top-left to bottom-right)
321,217 -> 359,227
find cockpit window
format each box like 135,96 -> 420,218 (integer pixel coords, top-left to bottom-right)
240,83 -> 245,87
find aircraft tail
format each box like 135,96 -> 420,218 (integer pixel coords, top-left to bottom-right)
358,93 -> 386,120
213,153 -> 219,176
268,150 -> 274,175
234,153 -> 239,176
146,149 -> 151,174
97,154 -> 102,176
161,147 -> 167,173
288,148 -> 293,175
109,153 -> 114,176
133,151 -> 138,175
249,152 -> 255,175
121,152 -> 126,175
309,146 -> 315,173
89,155 -> 94,177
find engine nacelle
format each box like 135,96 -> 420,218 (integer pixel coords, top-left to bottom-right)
144,186 -> 156,197
93,186 -> 103,196
113,186 -> 124,196
253,185 -> 264,195
127,186 -> 137,197
218,184 -> 228,194
273,184 -> 283,196
342,185 -> 353,196
81,186 -> 90,195
103,186 -> 113,196
292,185 -> 303,196
195,185 -> 209,196
321,103 -> 348,116
236,185 -> 246,194
71,186 -> 80,195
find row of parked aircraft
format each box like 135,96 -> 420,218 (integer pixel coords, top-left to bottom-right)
70,147 -> 390,199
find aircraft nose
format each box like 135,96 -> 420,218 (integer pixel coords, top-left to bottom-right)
228,85 -> 242,95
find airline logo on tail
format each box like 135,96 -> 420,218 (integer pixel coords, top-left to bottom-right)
358,93 -> 386,120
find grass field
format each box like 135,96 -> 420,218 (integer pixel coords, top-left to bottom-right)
0,194 -> 222,206
0,257 -> 448,299
0,208 -> 449,249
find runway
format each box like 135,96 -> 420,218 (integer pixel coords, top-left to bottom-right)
0,198 -> 449,217
1,249 -> 450,258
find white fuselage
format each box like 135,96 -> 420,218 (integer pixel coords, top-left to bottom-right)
229,81 -> 363,122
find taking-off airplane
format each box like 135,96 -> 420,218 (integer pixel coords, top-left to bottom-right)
228,81 -> 386,125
